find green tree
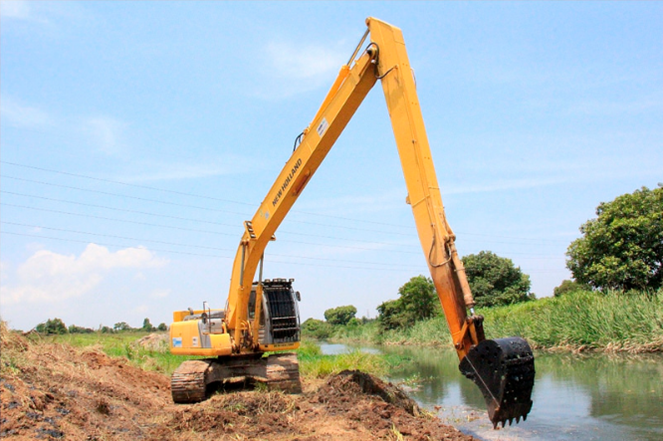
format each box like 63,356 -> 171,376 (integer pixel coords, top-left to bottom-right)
35,318 -> 67,335
377,275 -> 440,331
323,305 -> 357,326
157,323 -> 168,331
68,324 -> 94,334
462,251 -> 532,307
553,279 -> 589,297
142,318 -> 155,332
567,185 -> 663,291
398,275 -> 440,321
377,298 -> 408,331
301,318 -> 333,340
114,321 -> 132,332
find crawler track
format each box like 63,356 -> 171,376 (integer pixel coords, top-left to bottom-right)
171,353 -> 301,403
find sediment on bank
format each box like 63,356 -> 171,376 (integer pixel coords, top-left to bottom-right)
0,323 -> 474,440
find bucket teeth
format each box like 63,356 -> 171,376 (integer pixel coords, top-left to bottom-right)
459,337 -> 535,429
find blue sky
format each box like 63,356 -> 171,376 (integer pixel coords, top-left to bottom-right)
1,1 -> 661,331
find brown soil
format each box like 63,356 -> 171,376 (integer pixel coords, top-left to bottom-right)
0,330 -> 474,440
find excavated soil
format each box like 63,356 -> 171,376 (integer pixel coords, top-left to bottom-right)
0,330 -> 474,440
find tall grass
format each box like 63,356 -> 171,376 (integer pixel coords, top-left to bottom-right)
296,340 -> 391,378
34,331 -> 394,379
330,290 -> 663,352
481,289 -> 663,352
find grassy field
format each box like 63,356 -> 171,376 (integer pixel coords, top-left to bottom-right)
329,289 -> 663,353
34,331 -> 395,378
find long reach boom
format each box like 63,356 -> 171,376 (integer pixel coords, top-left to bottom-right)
170,18 -> 535,428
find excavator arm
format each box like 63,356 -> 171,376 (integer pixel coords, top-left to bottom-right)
171,17 -> 535,428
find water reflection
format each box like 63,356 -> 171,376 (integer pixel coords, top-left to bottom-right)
320,343 -> 663,441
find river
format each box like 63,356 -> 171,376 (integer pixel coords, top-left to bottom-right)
319,343 -> 663,441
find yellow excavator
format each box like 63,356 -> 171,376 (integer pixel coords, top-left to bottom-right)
169,17 -> 535,428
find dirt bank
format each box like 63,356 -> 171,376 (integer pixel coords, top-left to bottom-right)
0,329 -> 474,440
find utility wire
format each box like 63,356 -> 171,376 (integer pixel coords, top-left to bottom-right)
1,160 -> 413,230
1,161 -> 569,243
1,201 -> 563,258
0,231 -> 415,272
0,203 -> 420,254
1,221 -> 235,252
1,191 -> 420,250
1,190 -> 565,249
1,221 -> 423,269
1,202 -> 236,236
2,175 -> 415,237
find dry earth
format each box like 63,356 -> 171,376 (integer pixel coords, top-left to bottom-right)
0,330 -> 474,440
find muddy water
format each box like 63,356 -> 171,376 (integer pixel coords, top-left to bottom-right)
319,343 -> 663,441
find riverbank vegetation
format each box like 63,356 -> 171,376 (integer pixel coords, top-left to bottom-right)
309,186 -> 663,353
7,324 -> 393,379
313,288 -> 663,353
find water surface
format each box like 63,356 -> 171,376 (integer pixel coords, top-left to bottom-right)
320,343 -> 663,441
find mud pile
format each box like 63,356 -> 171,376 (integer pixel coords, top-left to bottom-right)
0,326 -> 170,440
0,326 -> 474,440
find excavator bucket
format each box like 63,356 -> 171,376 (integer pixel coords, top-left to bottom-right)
459,337 -> 535,428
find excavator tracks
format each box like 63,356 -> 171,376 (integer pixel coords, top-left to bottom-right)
171,353 -> 301,404
171,360 -> 213,403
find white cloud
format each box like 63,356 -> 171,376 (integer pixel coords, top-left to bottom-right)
1,96 -> 54,128
0,244 -> 167,306
0,0 -> 35,21
84,116 -> 128,156
267,41 -> 344,80
131,304 -> 149,314
0,1 -> 90,25
252,40 -> 346,99
150,289 -> 170,299
0,261 -> 9,283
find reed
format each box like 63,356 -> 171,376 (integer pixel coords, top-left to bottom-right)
330,289 -> 663,353
481,289 -> 663,352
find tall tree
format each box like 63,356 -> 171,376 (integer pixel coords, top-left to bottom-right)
462,251 -> 532,307
323,305 -> 357,326
377,275 -> 440,330
567,185 -> 663,291
35,318 -> 67,334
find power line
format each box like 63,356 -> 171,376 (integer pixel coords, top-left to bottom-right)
1,201 -> 564,257
0,231 -> 231,259
2,175 -> 248,215
0,203 -> 419,254
1,161 -> 570,244
1,221 -> 235,252
0,231 -> 416,272
1,202 -> 236,236
1,191 -> 420,250
1,161 -> 256,205
2,175 -> 415,237
2,190 -> 566,251
1,221 -> 423,269
1,160 -> 413,230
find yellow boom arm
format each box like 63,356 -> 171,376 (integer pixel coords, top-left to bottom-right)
225,17 -> 482,357
176,17 -> 536,428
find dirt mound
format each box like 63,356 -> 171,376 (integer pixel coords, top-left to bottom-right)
1,326 -> 474,440
1,327 -> 169,440
133,333 -> 168,351
316,369 -> 420,415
